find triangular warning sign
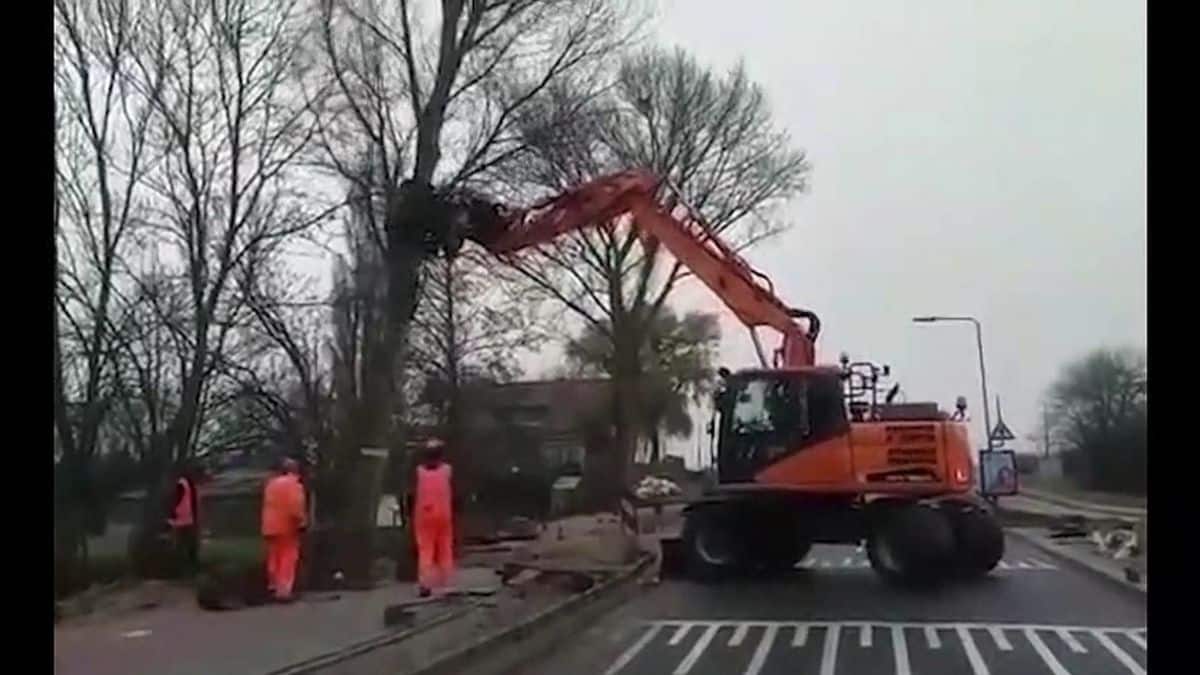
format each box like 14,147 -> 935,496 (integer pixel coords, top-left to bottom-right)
989,419 -> 1015,442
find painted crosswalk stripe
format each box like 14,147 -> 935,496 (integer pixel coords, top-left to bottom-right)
997,560 -> 1011,570
744,625 -> 778,675
603,624 -> 661,675
988,627 -> 1012,651
1093,631 -> 1146,675
892,626 -> 911,675
956,627 -> 990,675
860,624 -> 873,647
673,624 -> 719,675
1056,628 -> 1087,653
792,624 -> 810,647
1125,630 -> 1146,650
729,624 -> 750,647
1029,558 -> 1058,569
924,626 -> 942,649
1026,629 -> 1072,675
669,624 -> 693,646
1017,561 -> 1034,569
800,558 -> 816,569
819,625 -> 841,675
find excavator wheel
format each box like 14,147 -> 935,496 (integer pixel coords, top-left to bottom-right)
867,503 -> 954,587
946,508 -> 1005,578
682,507 -> 743,582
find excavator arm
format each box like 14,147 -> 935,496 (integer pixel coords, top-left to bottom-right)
462,169 -> 819,367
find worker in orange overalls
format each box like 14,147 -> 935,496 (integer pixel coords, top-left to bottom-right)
262,457 -> 307,602
167,462 -> 202,575
413,438 -> 455,597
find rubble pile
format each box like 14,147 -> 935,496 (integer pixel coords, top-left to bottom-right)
634,476 -> 682,500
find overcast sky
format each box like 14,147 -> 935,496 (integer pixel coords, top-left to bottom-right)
624,0 -> 1146,460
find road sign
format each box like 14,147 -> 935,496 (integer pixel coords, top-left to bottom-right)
980,449 -> 1019,497
989,419 -> 1015,443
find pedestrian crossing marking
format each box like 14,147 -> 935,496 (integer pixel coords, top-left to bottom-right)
956,625 -> 989,674
796,556 -> 1057,571
924,626 -> 942,649
608,621 -> 1149,675
987,626 -> 1012,650
1095,631 -> 1146,675
1056,628 -> 1087,653
791,624 -> 809,647
819,624 -> 840,675
744,625 -> 776,675
1026,628 -> 1071,675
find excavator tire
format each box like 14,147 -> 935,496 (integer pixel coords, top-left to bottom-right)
682,507 -> 743,582
947,508 -> 1005,578
867,504 -> 954,586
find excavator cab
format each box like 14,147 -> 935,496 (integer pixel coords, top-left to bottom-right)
712,367 -> 849,483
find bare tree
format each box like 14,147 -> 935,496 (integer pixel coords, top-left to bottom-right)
297,0 -> 639,555
495,47 -> 809,488
54,0 -> 162,579
409,248 -> 546,444
119,0 -> 330,470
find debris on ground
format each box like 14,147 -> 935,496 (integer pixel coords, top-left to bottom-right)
634,476 -> 682,500
1089,527 -> 1140,559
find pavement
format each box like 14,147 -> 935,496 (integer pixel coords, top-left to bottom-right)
519,537 -> 1147,674
52,567 -> 524,675
53,513 -> 644,675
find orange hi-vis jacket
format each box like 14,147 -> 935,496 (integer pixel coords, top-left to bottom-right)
415,463 -> 453,525
261,474 -> 307,537
169,477 -> 196,528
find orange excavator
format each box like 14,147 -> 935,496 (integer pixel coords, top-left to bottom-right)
437,168 -> 1004,585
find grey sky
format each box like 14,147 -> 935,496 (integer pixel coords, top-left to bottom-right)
646,0 -> 1146,456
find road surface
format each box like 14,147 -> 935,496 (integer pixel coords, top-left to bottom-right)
520,537 -> 1147,674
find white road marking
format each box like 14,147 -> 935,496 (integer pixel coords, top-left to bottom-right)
892,626 -> 911,675
843,556 -> 854,567
924,626 -> 942,649
956,627 -> 990,675
1017,561 -> 1034,569
799,558 -> 816,569
1029,558 -> 1058,570
603,624 -> 662,675
120,629 -> 152,639
1056,628 -> 1087,653
669,623 -> 693,645
729,623 -> 750,646
997,560 -> 1011,569
1026,629 -> 1072,675
673,624 -> 719,675
644,620 -> 1146,634
988,626 -> 1012,651
857,560 -> 871,568
641,620 -> 1148,673
1093,631 -> 1146,675
820,560 -> 833,568
819,625 -> 841,675
744,625 -> 778,675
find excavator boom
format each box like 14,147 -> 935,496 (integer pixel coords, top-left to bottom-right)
465,169 -> 819,367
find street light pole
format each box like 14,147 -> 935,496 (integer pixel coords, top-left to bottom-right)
912,315 -> 993,453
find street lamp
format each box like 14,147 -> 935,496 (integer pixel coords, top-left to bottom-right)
912,315 -> 993,453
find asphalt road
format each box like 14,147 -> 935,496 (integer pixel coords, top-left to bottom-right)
520,536 -> 1147,675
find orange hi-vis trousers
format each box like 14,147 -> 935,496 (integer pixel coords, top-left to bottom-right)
265,534 -> 300,599
415,515 -> 454,590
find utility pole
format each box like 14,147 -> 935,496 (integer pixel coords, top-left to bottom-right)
1043,404 -> 1051,459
